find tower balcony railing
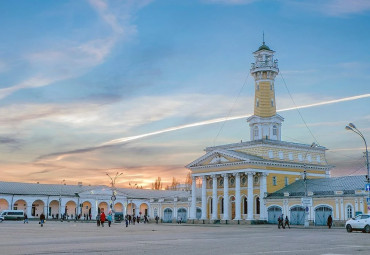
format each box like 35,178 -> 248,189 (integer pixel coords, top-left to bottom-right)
251,61 -> 278,69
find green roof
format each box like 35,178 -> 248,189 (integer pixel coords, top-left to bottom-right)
258,42 -> 271,51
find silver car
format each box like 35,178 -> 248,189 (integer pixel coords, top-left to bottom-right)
345,214 -> 370,233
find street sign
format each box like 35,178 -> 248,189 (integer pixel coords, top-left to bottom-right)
365,183 -> 370,191
301,197 -> 312,207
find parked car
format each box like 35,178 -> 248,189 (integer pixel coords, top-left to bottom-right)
345,214 -> 370,233
0,210 -> 25,221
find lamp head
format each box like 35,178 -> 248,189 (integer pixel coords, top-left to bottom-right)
345,126 -> 352,131
348,123 -> 356,129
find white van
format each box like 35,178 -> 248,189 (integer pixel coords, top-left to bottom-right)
0,210 -> 25,221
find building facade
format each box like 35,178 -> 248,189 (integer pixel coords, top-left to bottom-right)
187,40 -> 333,223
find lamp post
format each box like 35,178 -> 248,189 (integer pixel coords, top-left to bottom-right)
346,123 -> 370,211
345,123 -> 370,183
303,142 -> 318,228
106,172 -> 123,218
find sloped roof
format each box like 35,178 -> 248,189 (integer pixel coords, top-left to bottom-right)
0,181 -> 100,196
267,175 -> 367,198
0,181 -> 196,200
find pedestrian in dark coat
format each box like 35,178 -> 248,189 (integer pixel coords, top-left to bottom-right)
96,214 -> 100,226
40,213 -> 45,227
285,216 -> 290,229
100,212 -> 106,227
327,215 -> 333,229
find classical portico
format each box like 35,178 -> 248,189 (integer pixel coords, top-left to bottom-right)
189,171 -> 268,222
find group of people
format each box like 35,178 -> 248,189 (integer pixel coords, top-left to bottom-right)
122,214 -> 150,227
277,214 -> 290,229
96,211 -> 113,227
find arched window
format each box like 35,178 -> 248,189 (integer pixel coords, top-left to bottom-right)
256,197 -> 260,214
254,126 -> 259,139
257,84 -> 260,91
270,83 -> 273,90
243,198 -> 248,214
273,125 -> 277,136
221,198 -> 224,214
256,98 -> 259,107
346,205 -> 353,219
271,99 -> 274,107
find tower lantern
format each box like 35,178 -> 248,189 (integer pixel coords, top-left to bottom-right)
247,39 -> 284,141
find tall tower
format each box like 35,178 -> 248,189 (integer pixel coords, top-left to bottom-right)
247,38 -> 284,141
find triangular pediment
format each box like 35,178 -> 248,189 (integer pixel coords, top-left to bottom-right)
186,149 -> 256,168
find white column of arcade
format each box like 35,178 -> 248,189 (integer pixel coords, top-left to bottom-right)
234,173 -> 241,220
211,175 -> 218,220
247,172 -> 255,220
223,174 -> 229,220
201,176 -> 207,219
191,176 -> 197,219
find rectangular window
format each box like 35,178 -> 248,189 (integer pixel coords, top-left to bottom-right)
279,151 -> 284,159
289,153 -> 293,160
269,150 -> 274,159
298,154 -> 303,161
316,155 -> 321,163
285,177 -> 289,187
272,176 -> 277,186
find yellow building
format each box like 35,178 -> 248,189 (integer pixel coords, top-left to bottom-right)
187,40 -> 333,223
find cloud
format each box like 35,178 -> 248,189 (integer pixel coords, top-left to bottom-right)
322,0 -> 370,16
0,0 -> 149,100
33,93 -> 370,162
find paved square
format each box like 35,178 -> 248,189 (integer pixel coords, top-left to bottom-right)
0,221 -> 369,255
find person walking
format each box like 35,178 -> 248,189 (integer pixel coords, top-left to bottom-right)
125,217 -> 129,227
132,216 -> 136,225
155,215 -> 159,224
24,213 -> 28,224
96,213 -> 101,226
327,215 -> 333,229
107,213 -> 112,227
100,211 -> 106,227
284,216 -> 290,229
40,213 -> 45,227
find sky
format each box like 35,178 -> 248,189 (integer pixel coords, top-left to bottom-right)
0,0 -> 369,189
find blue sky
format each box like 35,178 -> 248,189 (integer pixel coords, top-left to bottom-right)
0,0 -> 369,188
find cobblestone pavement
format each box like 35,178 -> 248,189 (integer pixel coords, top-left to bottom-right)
0,221 -> 369,255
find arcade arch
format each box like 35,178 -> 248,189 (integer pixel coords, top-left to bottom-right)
32,200 -> 45,217
48,200 -> 59,218
0,198 -> 9,211
13,199 -> 27,211
139,203 -> 149,216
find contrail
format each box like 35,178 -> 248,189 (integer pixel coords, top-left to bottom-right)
101,94 -> 370,146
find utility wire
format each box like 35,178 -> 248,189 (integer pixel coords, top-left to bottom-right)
279,72 -> 319,145
213,72 -> 250,146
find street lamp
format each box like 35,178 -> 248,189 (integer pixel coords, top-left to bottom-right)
106,172 -> 123,217
303,142 -> 318,228
345,123 -> 370,183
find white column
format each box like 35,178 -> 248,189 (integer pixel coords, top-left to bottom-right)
201,176 -> 207,219
335,199 -> 339,220
212,175 -> 218,220
360,198 -> 364,213
340,198 -> 344,220
234,173 -> 241,220
259,173 -> 267,220
247,172 -> 254,220
190,176 -> 197,219
223,174 -> 229,220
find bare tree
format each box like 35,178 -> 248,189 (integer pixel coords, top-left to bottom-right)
152,177 -> 162,190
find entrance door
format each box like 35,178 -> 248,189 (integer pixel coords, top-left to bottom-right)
268,206 -> 282,224
290,206 -> 305,225
196,208 -> 202,219
315,206 -> 332,226
163,208 -> 173,223
177,208 -> 187,222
